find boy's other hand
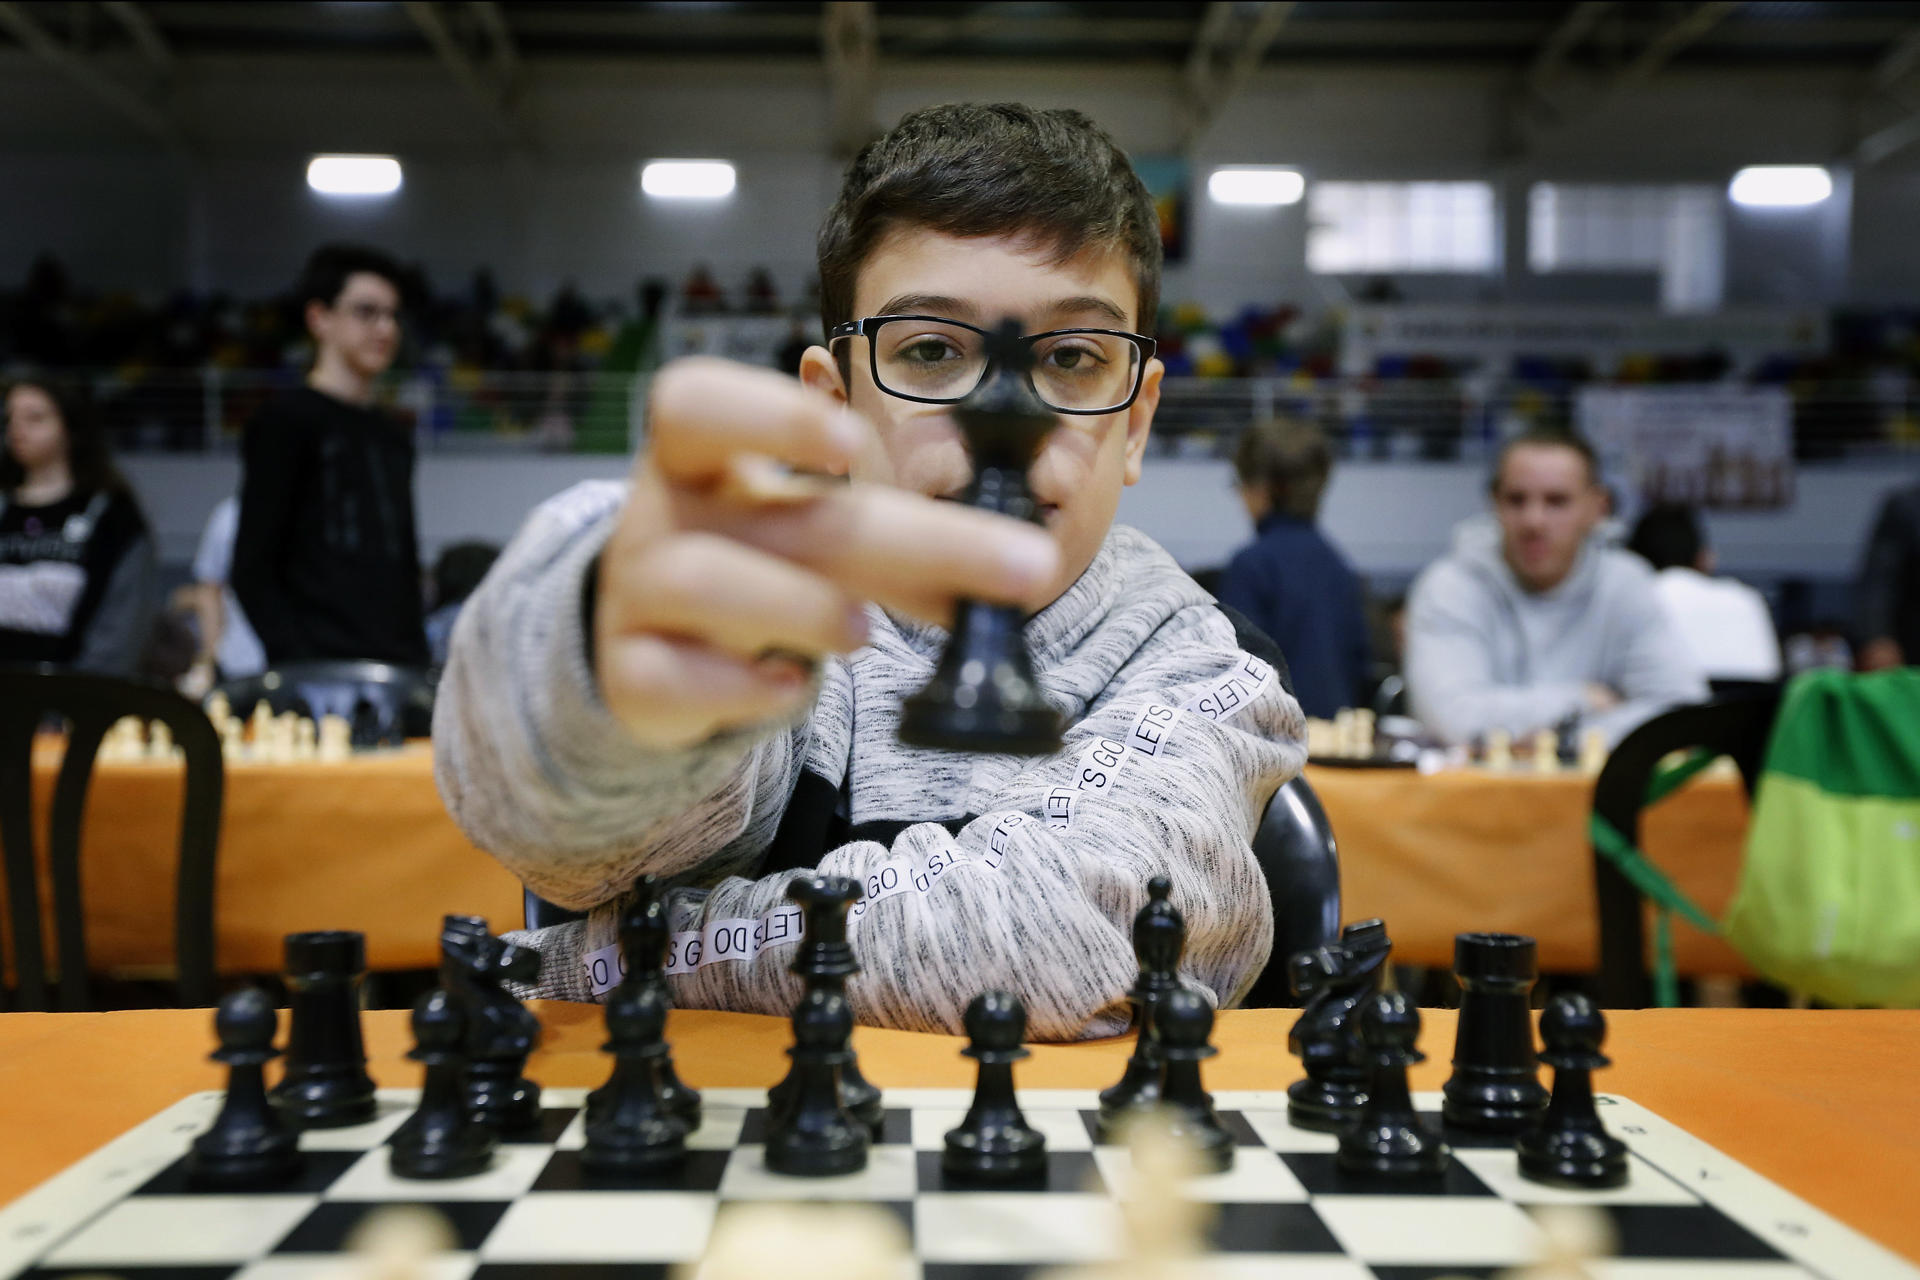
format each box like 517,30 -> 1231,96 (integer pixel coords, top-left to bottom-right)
595,357 -> 1062,748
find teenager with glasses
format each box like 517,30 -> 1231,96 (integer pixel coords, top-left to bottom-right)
434,103 -> 1307,1041
230,244 -> 428,667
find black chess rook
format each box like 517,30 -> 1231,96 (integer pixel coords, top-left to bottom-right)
186,988 -> 305,1190
1517,993 -> 1630,1189
897,316 -> 1063,755
270,930 -> 377,1128
942,990 -> 1047,1183
1442,932 -> 1550,1132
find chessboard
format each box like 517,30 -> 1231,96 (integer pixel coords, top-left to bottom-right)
3,1086 -> 1913,1280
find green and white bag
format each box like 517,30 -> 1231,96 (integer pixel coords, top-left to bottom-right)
1723,668 -> 1920,1008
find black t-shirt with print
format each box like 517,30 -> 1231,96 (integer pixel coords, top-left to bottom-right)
0,488 -> 147,665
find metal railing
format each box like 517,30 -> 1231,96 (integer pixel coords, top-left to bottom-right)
60,367 -> 1920,461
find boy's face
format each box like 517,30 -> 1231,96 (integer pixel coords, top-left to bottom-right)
306,271 -> 402,380
800,227 -> 1161,610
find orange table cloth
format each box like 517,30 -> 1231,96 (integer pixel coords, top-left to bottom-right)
1307,763 -> 1750,974
0,1006 -> 1914,1263
27,742 -> 523,975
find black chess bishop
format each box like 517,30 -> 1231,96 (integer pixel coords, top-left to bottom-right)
187,988 -> 305,1189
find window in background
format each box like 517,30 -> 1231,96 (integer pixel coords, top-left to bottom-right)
1306,181 -> 1497,273
1528,183 -> 1724,312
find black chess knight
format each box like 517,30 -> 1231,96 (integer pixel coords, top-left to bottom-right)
439,914 -> 544,1133
897,317 -> 1063,755
1286,918 -> 1392,1132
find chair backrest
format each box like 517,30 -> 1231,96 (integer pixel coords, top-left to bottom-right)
521,772 -> 1344,1010
1241,772 -> 1343,1008
1590,688 -> 1782,1008
213,661 -> 436,744
0,665 -> 224,1011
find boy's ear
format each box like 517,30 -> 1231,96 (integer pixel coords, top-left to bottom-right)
304,299 -> 333,345
1121,358 -> 1162,487
798,345 -> 848,404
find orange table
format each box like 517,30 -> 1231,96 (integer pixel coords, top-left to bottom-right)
0,1006 -> 1914,1263
1307,763 -> 1750,974
30,747 -> 1749,982
28,742 -> 523,975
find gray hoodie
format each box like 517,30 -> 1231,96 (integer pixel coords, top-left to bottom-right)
433,480 -> 1306,1041
1404,515 -> 1707,747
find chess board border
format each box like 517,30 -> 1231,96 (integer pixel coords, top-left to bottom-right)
1,1089 -> 1912,1280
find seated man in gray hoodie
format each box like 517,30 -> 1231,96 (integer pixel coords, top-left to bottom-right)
433,104 -> 1306,1041
1404,429 -> 1705,748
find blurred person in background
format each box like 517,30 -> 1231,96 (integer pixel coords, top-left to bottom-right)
1405,429 -> 1705,748
0,374 -> 156,673
1217,418 -> 1369,718
232,244 -> 428,667
424,540 -> 500,668
176,494 -> 267,694
1856,481 -> 1920,671
1628,503 -> 1780,684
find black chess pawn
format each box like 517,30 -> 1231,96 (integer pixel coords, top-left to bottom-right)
768,875 -> 883,1138
391,988 -> 498,1180
186,987 -> 305,1189
1516,994 -> 1629,1189
765,986 -> 870,1177
440,914 -> 544,1133
942,991 -> 1047,1183
897,318 -> 1063,755
1098,876 -> 1185,1140
1337,991 -> 1450,1179
271,930 -> 378,1128
1286,919 -> 1392,1133
1442,933 -> 1550,1133
581,980 -> 689,1175
588,878 -> 700,1130
1155,987 -> 1235,1174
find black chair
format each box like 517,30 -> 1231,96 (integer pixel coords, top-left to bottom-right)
213,661 -> 436,745
0,665 -> 223,1011
1591,689 -> 1783,1009
521,773 -> 1344,1008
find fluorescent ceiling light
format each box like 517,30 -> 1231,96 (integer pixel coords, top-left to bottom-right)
1208,167 -> 1305,207
1728,166 -> 1832,208
306,154 -> 402,197
641,160 -> 737,200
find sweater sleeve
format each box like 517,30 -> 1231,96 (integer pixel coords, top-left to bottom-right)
1404,561 -> 1586,745
231,412 -> 309,662
432,480 -> 811,912
72,531 -> 157,676
618,604 -> 1306,1042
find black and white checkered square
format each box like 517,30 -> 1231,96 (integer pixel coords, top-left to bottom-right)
0,1087 -> 1897,1280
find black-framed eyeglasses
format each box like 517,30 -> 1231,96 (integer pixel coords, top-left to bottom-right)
828,314 -> 1157,415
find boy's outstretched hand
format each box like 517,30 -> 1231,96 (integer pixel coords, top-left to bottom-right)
595,358 -> 1063,749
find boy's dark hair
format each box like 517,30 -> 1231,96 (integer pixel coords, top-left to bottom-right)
1234,418 -> 1332,522
1627,503 -> 1704,572
2,372 -> 133,501
817,103 -> 1162,342
432,540 -> 502,609
297,243 -> 405,310
1490,427 -> 1600,493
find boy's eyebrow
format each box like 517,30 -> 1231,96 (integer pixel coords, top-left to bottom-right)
872,294 -> 1133,327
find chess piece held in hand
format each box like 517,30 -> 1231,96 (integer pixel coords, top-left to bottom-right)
897,317 -> 1063,756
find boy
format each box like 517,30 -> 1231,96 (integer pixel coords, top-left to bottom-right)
435,104 -> 1306,1041
232,244 -> 429,667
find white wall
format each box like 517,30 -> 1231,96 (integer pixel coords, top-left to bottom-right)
1,54 -> 1911,312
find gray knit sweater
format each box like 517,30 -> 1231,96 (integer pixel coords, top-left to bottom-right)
433,480 -> 1307,1041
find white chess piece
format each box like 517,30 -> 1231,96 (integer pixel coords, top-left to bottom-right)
100,717 -> 141,763
249,701 -> 273,755
1579,728 -> 1608,776
693,1202 -> 907,1280
205,691 -> 231,738
1354,708 -> 1377,760
345,1204 -> 455,1280
1533,729 -> 1561,775
146,720 -> 174,761
221,719 -> 245,763
1502,1203 -> 1615,1279
294,717 -> 317,761
1332,709 -> 1356,758
318,714 -> 352,763
1484,728 -> 1513,773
